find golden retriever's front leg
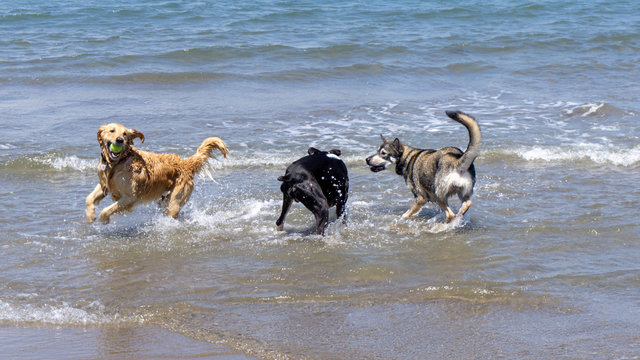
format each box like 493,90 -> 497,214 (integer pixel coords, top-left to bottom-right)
86,184 -> 106,223
98,196 -> 136,224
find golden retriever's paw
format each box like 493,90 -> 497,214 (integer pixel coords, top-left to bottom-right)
85,208 -> 97,223
98,212 -> 111,224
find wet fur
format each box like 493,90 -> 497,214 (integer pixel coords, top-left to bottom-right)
85,123 -> 229,224
276,147 -> 349,235
366,110 -> 481,223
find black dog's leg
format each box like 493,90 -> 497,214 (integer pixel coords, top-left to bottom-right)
309,198 -> 329,235
336,182 -> 348,223
276,193 -> 293,231
293,182 -> 329,235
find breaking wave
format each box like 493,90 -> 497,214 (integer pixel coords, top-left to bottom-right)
0,154 -> 97,173
0,299 -> 144,326
494,143 -> 640,167
1,152 -> 369,175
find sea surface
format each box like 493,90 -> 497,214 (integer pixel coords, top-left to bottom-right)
1,1 -> 640,359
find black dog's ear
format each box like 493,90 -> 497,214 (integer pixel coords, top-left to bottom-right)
307,147 -> 321,155
278,173 -> 294,182
392,138 -> 403,152
329,149 -> 341,156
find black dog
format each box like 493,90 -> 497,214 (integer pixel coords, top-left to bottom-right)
276,147 -> 349,235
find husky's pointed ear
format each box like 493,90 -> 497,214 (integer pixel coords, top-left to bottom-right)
128,128 -> 145,144
380,134 -> 390,143
97,125 -> 106,146
392,138 -> 403,151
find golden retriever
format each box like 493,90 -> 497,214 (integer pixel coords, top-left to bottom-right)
85,123 -> 229,224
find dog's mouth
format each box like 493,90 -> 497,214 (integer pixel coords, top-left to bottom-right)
366,155 -> 388,172
107,142 -> 124,161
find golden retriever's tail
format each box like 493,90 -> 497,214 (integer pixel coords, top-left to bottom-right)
446,110 -> 481,172
187,137 -> 229,173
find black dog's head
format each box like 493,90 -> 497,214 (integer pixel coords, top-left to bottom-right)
307,147 -> 341,157
366,135 -> 403,172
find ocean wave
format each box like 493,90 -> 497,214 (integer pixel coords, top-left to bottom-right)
101,71 -> 232,84
0,300 -> 144,326
563,102 -> 628,118
8,142 -> 639,176
408,284 -> 520,303
0,151 -> 370,175
493,143 -> 640,167
0,143 -> 18,150
0,154 -> 97,173
203,153 -> 368,171
1,11 -> 55,22
445,61 -> 496,74
159,44 -> 298,62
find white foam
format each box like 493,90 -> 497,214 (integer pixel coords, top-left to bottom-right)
0,300 -> 144,326
582,103 -> 604,116
204,152 -> 365,171
512,143 -> 640,167
235,199 -> 273,221
0,143 -> 17,150
565,102 -> 606,117
204,154 -> 297,170
187,198 -> 279,226
422,215 -> 467,234
389,214 -> 468,235
41,155 -> 97,172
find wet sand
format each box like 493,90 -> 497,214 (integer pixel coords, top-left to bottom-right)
0,325 -> 255,360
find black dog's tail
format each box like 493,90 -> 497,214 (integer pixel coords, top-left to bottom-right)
446,110 -> 482,172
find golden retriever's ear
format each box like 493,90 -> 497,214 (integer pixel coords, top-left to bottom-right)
128,128 -> 145,144
97,125 -> 106,146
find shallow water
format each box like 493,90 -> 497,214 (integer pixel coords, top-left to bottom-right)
1,1 -> 640,359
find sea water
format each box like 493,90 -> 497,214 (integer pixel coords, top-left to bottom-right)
1,1 -> 639,358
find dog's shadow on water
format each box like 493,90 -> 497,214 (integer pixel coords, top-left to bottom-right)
86,221 -> 156,243
276,214 -> 349,245
82,209 -> 185,243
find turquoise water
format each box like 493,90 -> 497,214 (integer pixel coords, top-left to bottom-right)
1,1 -> 639,359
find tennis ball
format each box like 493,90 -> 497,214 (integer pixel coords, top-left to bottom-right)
109,143 -> 123,153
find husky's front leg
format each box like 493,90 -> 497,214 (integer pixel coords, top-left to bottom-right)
402,197 -> 426,218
